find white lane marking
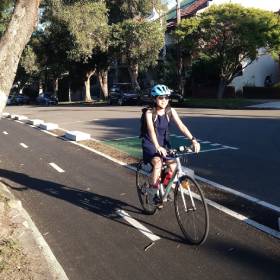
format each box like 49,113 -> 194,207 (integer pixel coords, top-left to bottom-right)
204,198 -> 280,240
198,147 -> 230,153
20,143 -> 28,149
195,173 -> 280,213
49,163 -> 65,173
3,131 -> 8,135
116,209 -> 160,242
222,145 -> 239,150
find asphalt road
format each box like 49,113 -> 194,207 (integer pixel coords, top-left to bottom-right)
0,118 -> 279,280
5,105 -> 280,207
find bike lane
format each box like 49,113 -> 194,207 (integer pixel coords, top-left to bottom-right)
0,119 -> 279,280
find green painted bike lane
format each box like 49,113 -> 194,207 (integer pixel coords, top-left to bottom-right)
103,135 -> 238,158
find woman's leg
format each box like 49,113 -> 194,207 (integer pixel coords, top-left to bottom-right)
166,159 -> 177,175
150,156 -> 162,186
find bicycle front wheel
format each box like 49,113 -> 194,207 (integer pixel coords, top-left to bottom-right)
174,175 -> 209,245
136,161 -> 157,215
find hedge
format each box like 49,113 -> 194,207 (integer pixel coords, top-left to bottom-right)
243,86 -> 280,99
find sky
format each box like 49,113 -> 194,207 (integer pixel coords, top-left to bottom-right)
162,0 -> 280,11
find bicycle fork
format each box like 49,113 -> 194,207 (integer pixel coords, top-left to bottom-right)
176,158 -> 196,212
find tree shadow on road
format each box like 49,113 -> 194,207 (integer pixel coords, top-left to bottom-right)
0,168 -> 185,244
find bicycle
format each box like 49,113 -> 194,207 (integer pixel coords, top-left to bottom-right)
136,146 -> 209,245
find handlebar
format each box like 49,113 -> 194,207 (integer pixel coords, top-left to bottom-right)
166,145 -> 194,158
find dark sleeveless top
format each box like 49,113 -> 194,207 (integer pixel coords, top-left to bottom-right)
142,113 -> 170,163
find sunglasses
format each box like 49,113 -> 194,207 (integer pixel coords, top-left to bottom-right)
157,96 -> 170,100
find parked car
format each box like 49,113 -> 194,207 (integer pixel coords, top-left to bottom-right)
14,94 -> 30,105
139,87 -> 183,105
36,93 -> 58,105
109,83 -> 140,105
6,94 -> 30,105
6,95 -> 17,105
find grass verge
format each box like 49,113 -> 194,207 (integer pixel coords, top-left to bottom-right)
181,98 -> 259,109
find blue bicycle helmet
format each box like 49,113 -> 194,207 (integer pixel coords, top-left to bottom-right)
151,84 -> 171,97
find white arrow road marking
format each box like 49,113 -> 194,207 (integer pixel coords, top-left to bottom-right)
49,163 -> 65,173
116,209 -> 160,242
20,143 -> 28,149
3,131 -> 8,135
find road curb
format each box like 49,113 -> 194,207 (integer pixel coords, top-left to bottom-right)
0,181 -> 69,280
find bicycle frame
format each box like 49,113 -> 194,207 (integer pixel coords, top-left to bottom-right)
161,155 -> 196,211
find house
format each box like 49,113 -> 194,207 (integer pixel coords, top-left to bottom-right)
198,0 -> 280,91
163,0 -> 280,92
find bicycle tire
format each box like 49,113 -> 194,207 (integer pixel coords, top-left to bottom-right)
136,161 -> 157,215
174,175 -> 209,245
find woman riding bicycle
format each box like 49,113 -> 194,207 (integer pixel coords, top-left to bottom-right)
142,84 -> 200,199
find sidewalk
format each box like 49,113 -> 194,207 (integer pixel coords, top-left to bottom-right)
247,101 -> 280,109
0,181 -> 68,279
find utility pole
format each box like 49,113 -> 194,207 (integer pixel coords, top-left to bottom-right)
176,0 -> 184,95
176,0 -> 181,24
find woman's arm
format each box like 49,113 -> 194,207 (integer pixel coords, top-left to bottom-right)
171,108 -> 194,139
171,108 -> 200,152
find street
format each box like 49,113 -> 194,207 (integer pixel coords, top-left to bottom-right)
0,109 -> 279,279
5,105 -> 280,207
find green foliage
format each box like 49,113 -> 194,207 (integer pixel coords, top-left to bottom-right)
107,0 -> 164,22
56,1 -> 109,62
20,46 -> 40,75
176,3 -> 280,85
0,0 -> 14,36
112,19 -> 165,70
191,56 -> 220,84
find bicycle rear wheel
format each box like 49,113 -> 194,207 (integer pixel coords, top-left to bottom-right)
136,161 -> 157,215
174,175 -> 209,245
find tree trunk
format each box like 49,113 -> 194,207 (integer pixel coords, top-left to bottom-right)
68,80 -> 72,103
84,70 -> 95,102
128,63 -> 140,91
217,79 -> 226,99
53,78 -> 59,98
0,0 -> 40,114
98,69 -> 108,100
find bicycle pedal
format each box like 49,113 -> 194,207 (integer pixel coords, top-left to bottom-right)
156,203 -> 163,209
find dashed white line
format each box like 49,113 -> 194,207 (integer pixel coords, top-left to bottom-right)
3,131 -> 8,135
198,147 -> 230,153
20,143 -> 28,149
116,209 -> 160,242
49,163 -> 65,173
222,145 -> 239,150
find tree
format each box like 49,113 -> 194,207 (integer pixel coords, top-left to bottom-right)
0,0 -> 40,114
54,0 -> 109,102
107,0 -> 163,23
112,19 -> 165,90
176,4 -> 280,98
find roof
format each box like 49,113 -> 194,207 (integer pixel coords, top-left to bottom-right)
166,0 -> 212,28
165,0 -> 197,21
